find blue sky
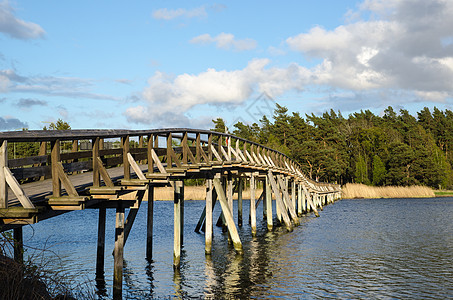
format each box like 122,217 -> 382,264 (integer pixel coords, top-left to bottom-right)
1,0 -> 453,131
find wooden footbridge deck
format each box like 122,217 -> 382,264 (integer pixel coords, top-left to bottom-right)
0,128 -> 341,298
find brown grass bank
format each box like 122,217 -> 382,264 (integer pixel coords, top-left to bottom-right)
341,183 -> 435,199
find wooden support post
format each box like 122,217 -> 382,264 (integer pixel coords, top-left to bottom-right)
205,178 -> 213,255
277,176 -> 299,226
122,192 -> 144,249
291,180 -> 296,212
227,172 -> 233,214
167,133 -> 173,168
93,137 -> 100,187
113,204 -> 125,299
96,207 -> 106,280
250,174 -> 257,236
51,139 -> 61,197
13,226 -> 23,263
146,185 -> 154,261
265,175 -> 273,231
213,177 -> 243,254
267,171 -> 293,232
302,186 -> 307,213
263,178 -> 267,219
0,140 -> 7,208
147,134 -> 154,173
237,177 -> 243,227
173,180 -> 183,269
122,136 -> 130,180
297,183 -> 303,216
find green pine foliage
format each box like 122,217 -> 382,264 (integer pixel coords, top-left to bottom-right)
215,105 -> 453,189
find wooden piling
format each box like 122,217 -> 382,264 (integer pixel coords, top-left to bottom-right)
250,174 -> 256,236
96,207 -> 106,280
265,175 -> 273,231
113,204 -> 125,299
205,179 -> 213,255
173,181 -> 183,269
13,226 -> 23,263
146,185 -> 154,261
238,178 -> 243,227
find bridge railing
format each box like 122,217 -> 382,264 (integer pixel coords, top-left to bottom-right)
0,128 -> 340,209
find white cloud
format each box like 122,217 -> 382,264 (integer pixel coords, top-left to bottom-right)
190,33 -> 257,51
152,6 -> 207,20
0,1 -> 45,39
124,59 -> 310,126
286,0 -> 453,96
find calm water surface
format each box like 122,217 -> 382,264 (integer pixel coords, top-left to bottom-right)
22,198 -> 453,299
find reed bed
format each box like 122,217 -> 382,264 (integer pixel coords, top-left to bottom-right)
341,183 -> 435,199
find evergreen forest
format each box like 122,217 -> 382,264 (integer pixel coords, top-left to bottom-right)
213,105 -> 453,189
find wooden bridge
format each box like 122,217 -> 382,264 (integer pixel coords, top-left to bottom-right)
0,128 -> 341,298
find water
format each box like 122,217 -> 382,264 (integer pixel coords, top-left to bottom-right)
21,198 -> 453,299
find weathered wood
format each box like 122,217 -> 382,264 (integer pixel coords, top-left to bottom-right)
265,175 -> 273,231
96,207 -> 106,280
267,171 -> 292,231
213,177 -> 243,254
51,140 -> 61,197
56,162 -> 78,197
93,137 -> 100,187
4,166 -> 34,208
147,134 -> 154,173
277,175 -> 299,226
8,155 -> 48,168
96,157 -> 114,187
127,153 -> 146,180
13,226 -> 23,263
205,178 -> 213,255
1,140 -> 7,208
173,180 -> 182,269
113,204 -> 125,299
122,136 -> 130,180
237,177 -> 243,227
250,174 -> 257,236
297,183 -> 303,216
146,185 -> 154,261
210,145 -> 222,162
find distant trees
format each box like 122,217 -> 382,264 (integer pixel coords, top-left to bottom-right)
212,105 -> 453,189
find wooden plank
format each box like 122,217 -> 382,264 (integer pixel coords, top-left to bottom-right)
96,157 -> 114,187
127,153 -> 146,180
8,155 -> 48,168
56,162 -> 78,197
213,177 -> 243,254
151,149 -> 166,173
267,171 -> 292,232
4,167 -> 34,208
210,145 -> 222,162
0,140 -> 7,208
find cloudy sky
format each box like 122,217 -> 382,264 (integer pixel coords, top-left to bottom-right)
1,0 -> 453,131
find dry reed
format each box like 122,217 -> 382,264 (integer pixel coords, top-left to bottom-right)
341,183 -> 435,199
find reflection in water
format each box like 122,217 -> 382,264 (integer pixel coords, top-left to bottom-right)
22,198 -> 453,299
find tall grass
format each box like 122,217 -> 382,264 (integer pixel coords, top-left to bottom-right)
341,183 -> 435,199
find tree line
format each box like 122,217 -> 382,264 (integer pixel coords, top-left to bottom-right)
213,105 -> 453,189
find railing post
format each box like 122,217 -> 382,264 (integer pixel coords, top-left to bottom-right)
51,139 -> 61,197
196,133 -> 201,163
93,137 -> 100,187
182,132 -> 188,165
208,133 -> 213,162
122,135 -> 130,180
0,140 -> 7,208
167,133 -> 173,168
147,134 -> 154,173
